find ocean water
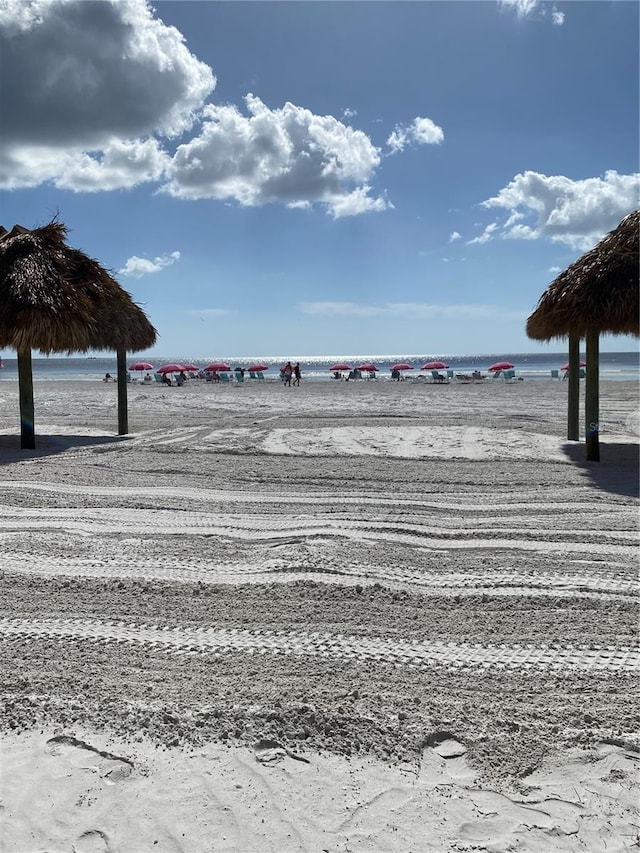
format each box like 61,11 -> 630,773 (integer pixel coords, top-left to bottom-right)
0,352 -> 638,382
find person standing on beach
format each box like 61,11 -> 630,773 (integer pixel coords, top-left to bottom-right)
293,362 -> 301,386
283,362 -> 293,386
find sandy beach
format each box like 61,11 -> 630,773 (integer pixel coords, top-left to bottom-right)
0,376 -> 638,852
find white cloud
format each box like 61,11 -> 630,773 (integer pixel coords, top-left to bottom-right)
548,266 -> 562,273
499,0 -> 565,25
342,107 -> 357,118
449,231 -> 461,242
299,301 -> 526,321
0,0 -> 214,189
482,170 -> 640,249
3,137 -> 171,192
467,222 -> 498,245
165,94 -> 389,218
387,117 -> 444,154
119,251 -> 180,278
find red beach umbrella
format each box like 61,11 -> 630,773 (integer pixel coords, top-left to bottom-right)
330,363 -> 352,371
247,363 -> 269,372
488,361 -> 514,372
561,361 -> 586,371
129,361 -> 154,371
204,362 -> 231,372
157,363 -> 187,374
357,363 -> 379,372
181,364 -> 199,371
390,363 -> 413,371
421,361 -> 449,370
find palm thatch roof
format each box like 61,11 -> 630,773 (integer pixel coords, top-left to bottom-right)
0,221 -> 157,353
526,210 -> 639,341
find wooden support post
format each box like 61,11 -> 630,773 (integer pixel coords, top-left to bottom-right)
567,334 -> 580,441
116,348 -> 129,435
17,349 -> 35,449
585,331 -> 600,462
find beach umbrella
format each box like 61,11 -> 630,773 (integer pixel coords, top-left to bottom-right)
204,361 -> 231,372
421,361 -> 449,370
247,363 -> 269,372
157,363 -> 186,374
181,364 -> 199,372
488,361 -> 514,371
560,361 -> 586,371
129,361 -> 154,371
0,220 -> 157,448
527,211 -> 639,460
356,363 -> 379,372
390,363 -> 413,372
330,363 -> 351,371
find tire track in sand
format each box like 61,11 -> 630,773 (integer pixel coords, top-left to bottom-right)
2,552 -> 638,597
0,507 -> 636,556
1,617 -> 638,672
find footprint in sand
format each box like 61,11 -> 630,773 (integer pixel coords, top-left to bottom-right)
73,828 -> 112,853
46,734 -> 133,782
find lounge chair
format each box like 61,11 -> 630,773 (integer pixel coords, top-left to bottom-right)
257,372 -> 265,380
154,373 -> 164,383
431,370 -> 446,383
492,370 -> 502,379
550,369 -> 560,379
249,371 -> 257,379
579,367 -> 586,379
234,370 -> 245,384
219,372 -> 231,383
446,370 -> 454,379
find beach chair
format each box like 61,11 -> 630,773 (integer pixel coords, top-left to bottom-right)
431,370 -> 446,383
503,369 -> 515,380
234,370 -> 245,384
550,369 -> 560,379
219,372 -> 231,383
579,367 -> 586,379
446,370 -> 454,379
491,370 -> 502,379
249,371 -> 257,379
154,373 -> 164,383
257,372 -> 265,380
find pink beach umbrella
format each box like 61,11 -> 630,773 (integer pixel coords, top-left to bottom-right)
330,363 -> 352,372
560,361 -> 586,371
204,361 -> 231,372
129,361 -> 154,371
357,363 -> 379,372
390,363 -> 414,372
488,361 -> 514,372
247,363 -> 269,372
157,363 -> 187,374
421,361 -> 449,370
181,364 -> 199,372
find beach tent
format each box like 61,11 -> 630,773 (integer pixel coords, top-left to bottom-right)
526,210 -> 639,461
0,221 -> 157,449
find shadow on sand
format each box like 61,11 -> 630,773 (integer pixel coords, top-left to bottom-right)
562,440 -> 640,497
0,433 -> 130,465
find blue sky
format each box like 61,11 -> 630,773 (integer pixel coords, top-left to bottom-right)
1,0 -> 638,358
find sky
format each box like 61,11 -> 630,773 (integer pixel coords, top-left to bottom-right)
1,0 -> 638,358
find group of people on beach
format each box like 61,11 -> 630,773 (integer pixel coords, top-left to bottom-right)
280,362 -> 301,386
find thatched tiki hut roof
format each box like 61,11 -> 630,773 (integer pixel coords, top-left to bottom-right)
526,210 -> 639,462
526,210 -> 639,341
0,221 -> 157,448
